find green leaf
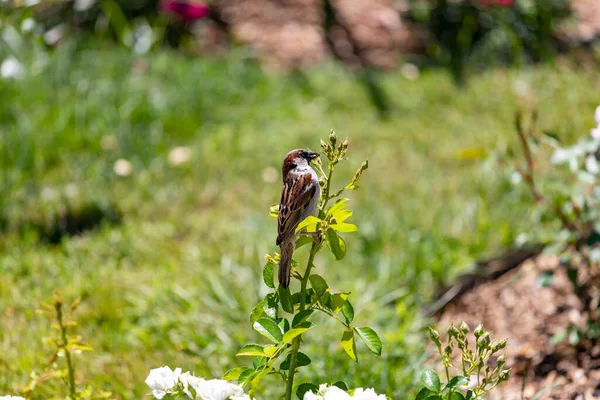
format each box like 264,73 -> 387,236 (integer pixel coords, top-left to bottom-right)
250,300 -> 267,325
263,345 -> 278,357
282,322 -> 314,344
326,199 -> 349,217
296,216 -> 321,233
326,228 -> 346,260
237,368 -> 254,385
250,366 -> 272,388
445,376 -> 469,390
420,370 -> 441,392
253,317 -> 283,343
450,393 -> 466,400
292,310 -> 314,327
465,390 -> 475,400
223,367 -> 253,381
309,274 -> 329,295
342,300 -> 354,323
425,396 -> 443,400
279,286 -> 294,313
341,329 -> 358,362
269,204 -> 279,217
330,293 -> 350,314
415,388 -> 434,400
355,326 -> 382,355
236,344 -> 267,357
263,262 -> 275,288
297,383 -> 319,400
329,223 -> 358,233
332,209 -> 353,223
280,351 -> 311,370
295,235 -> 313,249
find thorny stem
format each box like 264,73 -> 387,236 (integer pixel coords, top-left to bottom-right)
285,241 -> 319,400
55,302 -> 76,399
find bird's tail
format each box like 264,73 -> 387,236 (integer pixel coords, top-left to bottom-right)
279,239 -> 295,288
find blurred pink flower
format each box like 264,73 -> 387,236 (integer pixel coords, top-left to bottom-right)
478,0 -> 514,7
161,1 -> 210,23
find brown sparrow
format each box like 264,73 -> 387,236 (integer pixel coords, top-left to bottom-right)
276,149 -> 321,288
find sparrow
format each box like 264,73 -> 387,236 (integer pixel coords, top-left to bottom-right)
276,149 -> 321,288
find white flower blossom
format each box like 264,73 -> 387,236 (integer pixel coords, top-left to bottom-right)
0,396 -> 27,400
304,384 -> 387,400
585,155 -> 599,174
1,57 -> 24,79
145,366 -> 182,399
595,105 -> 600,126
351,388 -> 387,400
591,127 -> 600,141
194,378 -> 244,400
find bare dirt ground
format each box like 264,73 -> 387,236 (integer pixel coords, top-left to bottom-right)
437,254 -> 600,399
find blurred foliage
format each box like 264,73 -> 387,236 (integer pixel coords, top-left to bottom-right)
408,0 -> 570,83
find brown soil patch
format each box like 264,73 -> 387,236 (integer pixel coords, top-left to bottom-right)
436,254 -> 600,399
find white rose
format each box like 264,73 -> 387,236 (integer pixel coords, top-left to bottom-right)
145,366 -> 182,399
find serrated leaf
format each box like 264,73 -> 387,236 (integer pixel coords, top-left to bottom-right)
445,376 -> 469,390
282,322 -> 314,344
253,317 -> 283,343
297,383 -> 319,400
326,199 -> 349,217
330,293 -> 350,313
415,388 -> 434,400
326,228 -> 346,260
236,344 -> 267,357
292,310 -> 313,327
342,300 -> 354,323
296,216 -> 321,233
329,223 -> 358,233
280,352 -> 311,370
355,326 -> 382,355
295,235 -> 313,249
309,274 -> 329,295
420,370 -> 441,392
223,367 -> 253,381
279,286 -> 294,313
263,345 -> 278,357
263,262 -> 275,288
341,329 -> 358,362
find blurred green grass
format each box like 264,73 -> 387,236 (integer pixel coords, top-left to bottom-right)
1,45 -> 599,399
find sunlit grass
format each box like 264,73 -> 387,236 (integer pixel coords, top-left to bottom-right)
0,44 -> 599,398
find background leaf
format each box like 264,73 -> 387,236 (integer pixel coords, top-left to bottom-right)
355,326 -> 382,355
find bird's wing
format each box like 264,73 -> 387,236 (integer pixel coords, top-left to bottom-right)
277,173 -> 317,246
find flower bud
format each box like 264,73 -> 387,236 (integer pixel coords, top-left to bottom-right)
497,354 -> 505,368
329,130 -> 337,148
477,332 -> 490,349
492,338 -> 508,352
444,344 -> 453,357
447,325 -> 459,338
474,324 -> 483,338
460,321 -> 469,335
498,369 -> 510,382
429,327 -> 440,343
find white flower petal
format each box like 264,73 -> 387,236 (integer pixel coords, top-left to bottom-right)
322,385 -> 352,400
351,388 -> 387,399
145,366 -> 181,399
591,127 -> 600,141
0,57 -> 24,79
303,391 -> 324,400
595,105 -> 600,125
194,378 -> 244,400
0,396 -> 27,400
550,148 -> 572,165
586,155 -> 599,174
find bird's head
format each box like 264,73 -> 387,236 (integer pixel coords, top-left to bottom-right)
282,149 -> 320,175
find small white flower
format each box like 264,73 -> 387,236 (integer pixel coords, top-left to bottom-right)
351,388 -> 387,399
591,127 -> 600,141
145,366 -> 182,399
168,146 -> 192,166
179,372 -> 205,398
0,396 -> 27,400
1,57 -> 24,79
113,158 -> 132,176
321,385 -> 351,400
21,18 -> 36,32
550,148 -> 573,165
195,378 -> 245,400
585,155 -> 599,174
595,105 -> 600,126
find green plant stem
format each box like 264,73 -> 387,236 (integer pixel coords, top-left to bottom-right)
56,303 -> 76,399
285,242 -> 319,400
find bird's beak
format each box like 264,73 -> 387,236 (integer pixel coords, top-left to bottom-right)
308,152 -> 320,160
